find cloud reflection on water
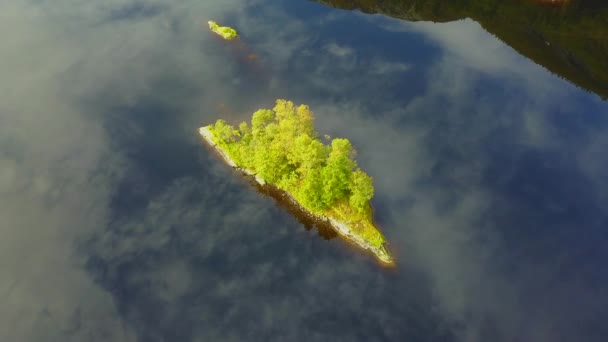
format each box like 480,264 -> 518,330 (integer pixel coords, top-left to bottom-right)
243,7 -> 608,341
0,0 -> 243,340
1,0 -> 607,341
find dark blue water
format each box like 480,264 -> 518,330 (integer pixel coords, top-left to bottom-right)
1,1 -> 607,341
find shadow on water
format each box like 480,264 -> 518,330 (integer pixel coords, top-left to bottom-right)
197,130 -> 336,241
248,176 -> 339,240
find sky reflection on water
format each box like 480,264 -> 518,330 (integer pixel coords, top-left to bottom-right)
1,0 -> 607,341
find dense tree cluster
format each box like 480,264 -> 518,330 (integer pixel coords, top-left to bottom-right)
209,99 -> 375,219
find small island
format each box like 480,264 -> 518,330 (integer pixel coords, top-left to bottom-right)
200,100 -> 394,265
208,20 -> 238,40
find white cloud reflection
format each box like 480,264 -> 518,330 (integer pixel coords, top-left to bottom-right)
1,0 -> 607,341
0,0 -> 243,340
273,11 -> 608,342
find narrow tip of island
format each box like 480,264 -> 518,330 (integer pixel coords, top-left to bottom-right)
199,99 -> 395,266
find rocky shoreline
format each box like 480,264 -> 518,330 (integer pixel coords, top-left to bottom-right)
199,126 -> 394,265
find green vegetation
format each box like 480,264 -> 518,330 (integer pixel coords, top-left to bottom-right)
207,99 -> 385,247
208,20 -> 238,40
314,0 -> 608,100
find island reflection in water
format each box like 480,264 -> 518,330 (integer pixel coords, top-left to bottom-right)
254,178 -> 339,241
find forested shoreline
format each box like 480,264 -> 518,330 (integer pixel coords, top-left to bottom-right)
314,0 -> 608,100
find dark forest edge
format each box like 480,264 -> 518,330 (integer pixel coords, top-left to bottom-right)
312,0 -> 608,100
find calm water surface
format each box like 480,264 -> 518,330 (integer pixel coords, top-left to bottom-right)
2,1 -> 607,341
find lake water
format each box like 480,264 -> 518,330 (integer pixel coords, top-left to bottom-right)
2,1 -> 607,341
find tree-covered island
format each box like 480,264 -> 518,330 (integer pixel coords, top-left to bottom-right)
200,99 -> 394,264
208,20 -> 238,40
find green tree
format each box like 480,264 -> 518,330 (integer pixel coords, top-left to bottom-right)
274,99 -> 296,122
297,168 -> 325,212
293,135 -> 327,175
239,121 -> 251,139
251,109 -> 275,136
213,119 -> 237,143
296,104 -> 315,137
349,169 -> 374,215
321,138 -> 355,207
